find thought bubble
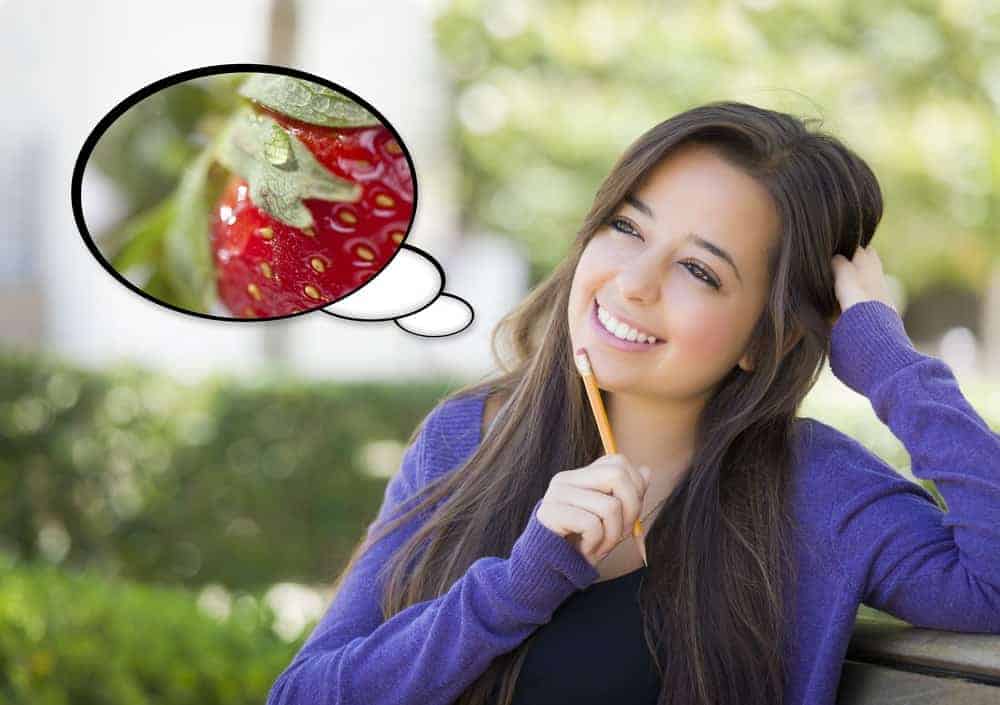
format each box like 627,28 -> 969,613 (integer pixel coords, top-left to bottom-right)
319,244 -> 473,336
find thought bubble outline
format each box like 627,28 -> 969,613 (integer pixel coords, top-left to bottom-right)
394,293 -> 475,337
70,62 -> 419,323
317,244 -> 475,337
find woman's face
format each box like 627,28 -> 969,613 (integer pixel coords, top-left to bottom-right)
568,142 -> 780,401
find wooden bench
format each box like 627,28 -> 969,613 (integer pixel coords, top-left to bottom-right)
837,614 -> 1000,704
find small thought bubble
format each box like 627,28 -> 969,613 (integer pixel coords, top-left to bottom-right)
319,244 -> 474,337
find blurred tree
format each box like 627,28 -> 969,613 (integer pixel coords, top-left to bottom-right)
432,0 -> 1000,356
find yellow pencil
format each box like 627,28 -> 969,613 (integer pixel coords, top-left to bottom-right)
573,347 -> 648,567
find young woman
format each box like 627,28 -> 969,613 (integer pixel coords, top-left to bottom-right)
266,101 -> 1000,705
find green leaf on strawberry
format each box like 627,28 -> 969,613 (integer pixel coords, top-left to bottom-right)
108,193 -> 176,273
237,74 -> 380,128
105,133 -> 225,313
214,106 -> 362,229
162,143 -> 222,312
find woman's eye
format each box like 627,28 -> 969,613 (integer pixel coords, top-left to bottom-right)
608,217 -> 721,290
683,262 -> 721,290
609,217 -> 638,237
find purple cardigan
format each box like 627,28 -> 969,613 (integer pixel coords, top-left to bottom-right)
266,301 -> 1000,705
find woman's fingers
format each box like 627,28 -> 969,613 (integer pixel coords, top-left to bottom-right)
555,455 -> 647,546
551,484 -> 625,557
547,501 -> 606,558
537,453 -> 652,565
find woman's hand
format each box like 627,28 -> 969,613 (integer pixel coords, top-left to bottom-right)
536,454 -> 652,567
829,244 -> 897,327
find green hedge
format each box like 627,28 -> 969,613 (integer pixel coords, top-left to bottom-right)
0,556 -> 914,705
3,345 -> 997,592
0,555 -> 303,705
0,345 -> 458,591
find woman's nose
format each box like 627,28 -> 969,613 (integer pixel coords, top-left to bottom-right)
616,254 -> 665,303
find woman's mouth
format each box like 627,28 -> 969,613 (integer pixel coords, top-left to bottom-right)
589,299 -> 665,352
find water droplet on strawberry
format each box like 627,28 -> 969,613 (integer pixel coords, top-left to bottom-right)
264,125 -> 293,166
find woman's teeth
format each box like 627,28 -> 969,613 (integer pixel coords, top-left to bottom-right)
597,303 -> 658,343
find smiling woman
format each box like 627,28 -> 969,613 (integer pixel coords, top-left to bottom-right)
266,100 -> 1000,705
567,141 -> 781,424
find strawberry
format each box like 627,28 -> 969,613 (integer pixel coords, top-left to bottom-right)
210,101 -> 413,318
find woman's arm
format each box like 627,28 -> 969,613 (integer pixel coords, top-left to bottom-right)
266,399 -> 599,705
826,300 -> 1000,633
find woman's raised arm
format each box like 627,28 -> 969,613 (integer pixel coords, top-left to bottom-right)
824,300 -> 1000,633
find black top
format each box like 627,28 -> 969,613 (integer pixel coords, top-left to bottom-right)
500,566 -> 662,704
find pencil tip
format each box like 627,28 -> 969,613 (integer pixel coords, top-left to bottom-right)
636,536 -> 648,567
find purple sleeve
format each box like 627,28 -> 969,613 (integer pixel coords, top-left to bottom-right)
827,300 -> 1000,633
266,403 -> 600,705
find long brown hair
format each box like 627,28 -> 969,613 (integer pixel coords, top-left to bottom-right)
336,100 -> 883,705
